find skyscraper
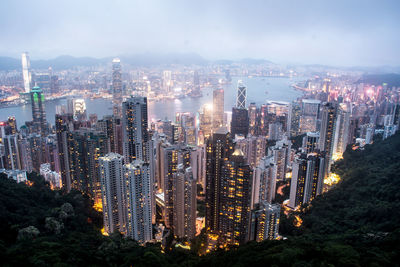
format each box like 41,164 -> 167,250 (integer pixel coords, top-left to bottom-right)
21,52 -> 32,93
99,153 -> 126,235
319,102 -> 337,178
112,58 -> 123,118
205,128 -> 234,233
219,148 -> 253,246
213,88 -> 224,129
253,155 -> 277,207
289,153 -> 325,209
122,97 -> 149,163
299,99 -> 321,133
231,81 -> 249,137
173,165 -> 197,239
124,160 -> 153,243
236,80 -> 247,109
30,86 -> 47,136
302,132 -> 320,154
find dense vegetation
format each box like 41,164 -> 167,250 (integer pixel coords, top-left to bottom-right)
1,133 -> 400,266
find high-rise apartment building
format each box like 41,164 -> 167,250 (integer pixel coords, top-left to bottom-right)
112,58 -> 123,118
250,201 -> 280,242
299,99 -> 321,133
213,89 -> 224,129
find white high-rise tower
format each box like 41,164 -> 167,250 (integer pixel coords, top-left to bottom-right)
236,80 -> 247,109
21,52 -> 32,93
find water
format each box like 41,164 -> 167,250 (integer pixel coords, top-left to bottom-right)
0,76 -> 304,127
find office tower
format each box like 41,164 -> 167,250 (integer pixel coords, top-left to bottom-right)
248,103 -> 258,136
299,99 -> 321,133
236,80 -> 247,109
176,112 -> 197,145
122,97 -> 149,163
205,128 -> 234,233
89,114 -> 98,125
289,153 -> 325,209
30,86 -> 47,136
73,99 -> 87,121
124,161 -> 153,244
21,52 -> 32,93
319,102 -> 337,178
253,156 -> 277,207
288,101 -> 301,137
250,201 -> 280,242
162,70 -> 172,93
235,135 -> 266,167
2,135 -> 22,170
266,101 -> 289,133
50,74 -> 59,94
219,148 -> 253,246
173,165 -> 197,239
55,113 -> 74,190
199,104 -> 213,139
231,108 -> 249,137
99,153 -> 126,235
333,103 -> 351,158
213,89 -> 224,129
112,58 -> 123,118
302,132 -> 320,154
231,81 -> 249,137
40,163 -> 62,189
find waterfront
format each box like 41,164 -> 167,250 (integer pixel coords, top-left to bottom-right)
0,76 -> 304,126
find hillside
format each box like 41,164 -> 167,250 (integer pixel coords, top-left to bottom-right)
1,133 -> 400,266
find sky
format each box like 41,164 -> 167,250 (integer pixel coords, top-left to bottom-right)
1,0 -> 400,66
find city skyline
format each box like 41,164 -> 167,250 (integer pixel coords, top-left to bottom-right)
0,0 -> 400,66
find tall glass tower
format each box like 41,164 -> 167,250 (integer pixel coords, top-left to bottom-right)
112,58 -> 122,118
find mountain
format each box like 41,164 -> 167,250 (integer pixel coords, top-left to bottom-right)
359,73 -> 400,87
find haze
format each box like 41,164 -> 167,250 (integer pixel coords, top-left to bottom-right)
1,0 -> 400,66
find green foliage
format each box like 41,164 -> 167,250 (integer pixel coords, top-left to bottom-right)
1,133 -> 400,265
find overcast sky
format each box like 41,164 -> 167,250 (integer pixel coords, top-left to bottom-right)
1,0 -> 399,66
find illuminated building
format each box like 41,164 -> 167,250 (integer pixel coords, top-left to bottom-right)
231,81 -> 249,137
199,104 -> 213,139
2,134 -> 22,170
219,148 -> 253,246
248,103 -> 258,136
205,128 -> 234,233
124,160 -> 153,244
299,99 -> 320,134
253,155 -> 277,207
122,97 -> 150,163
236,80 -> 247,109
173,165 -> 197,239
302,132 -> 320,154
267,139 -> 290,181
99,153 -> 126,235
40,163 -> 62,189
55,113 -> 74,190
33,72 -> 51,93
213,89 -> 224,129
383,124 -> 397,140
7,117 -> 17,135
26,134 -> 46,172
235,135 -> 266,167
162,144 -> 193,229
30,86 -> 47,136
332,103 -> 351,157
289,153 -> 325,209
21,52 -> 32,93
231,108 -> 249,138
112,58 -> 123,118
268,122 -> 282,141
96,115 -> 123,154
319,102 -> 337,178
249,201 -> 280,242
0,169 -> 27,183
288,101 -> 301,137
